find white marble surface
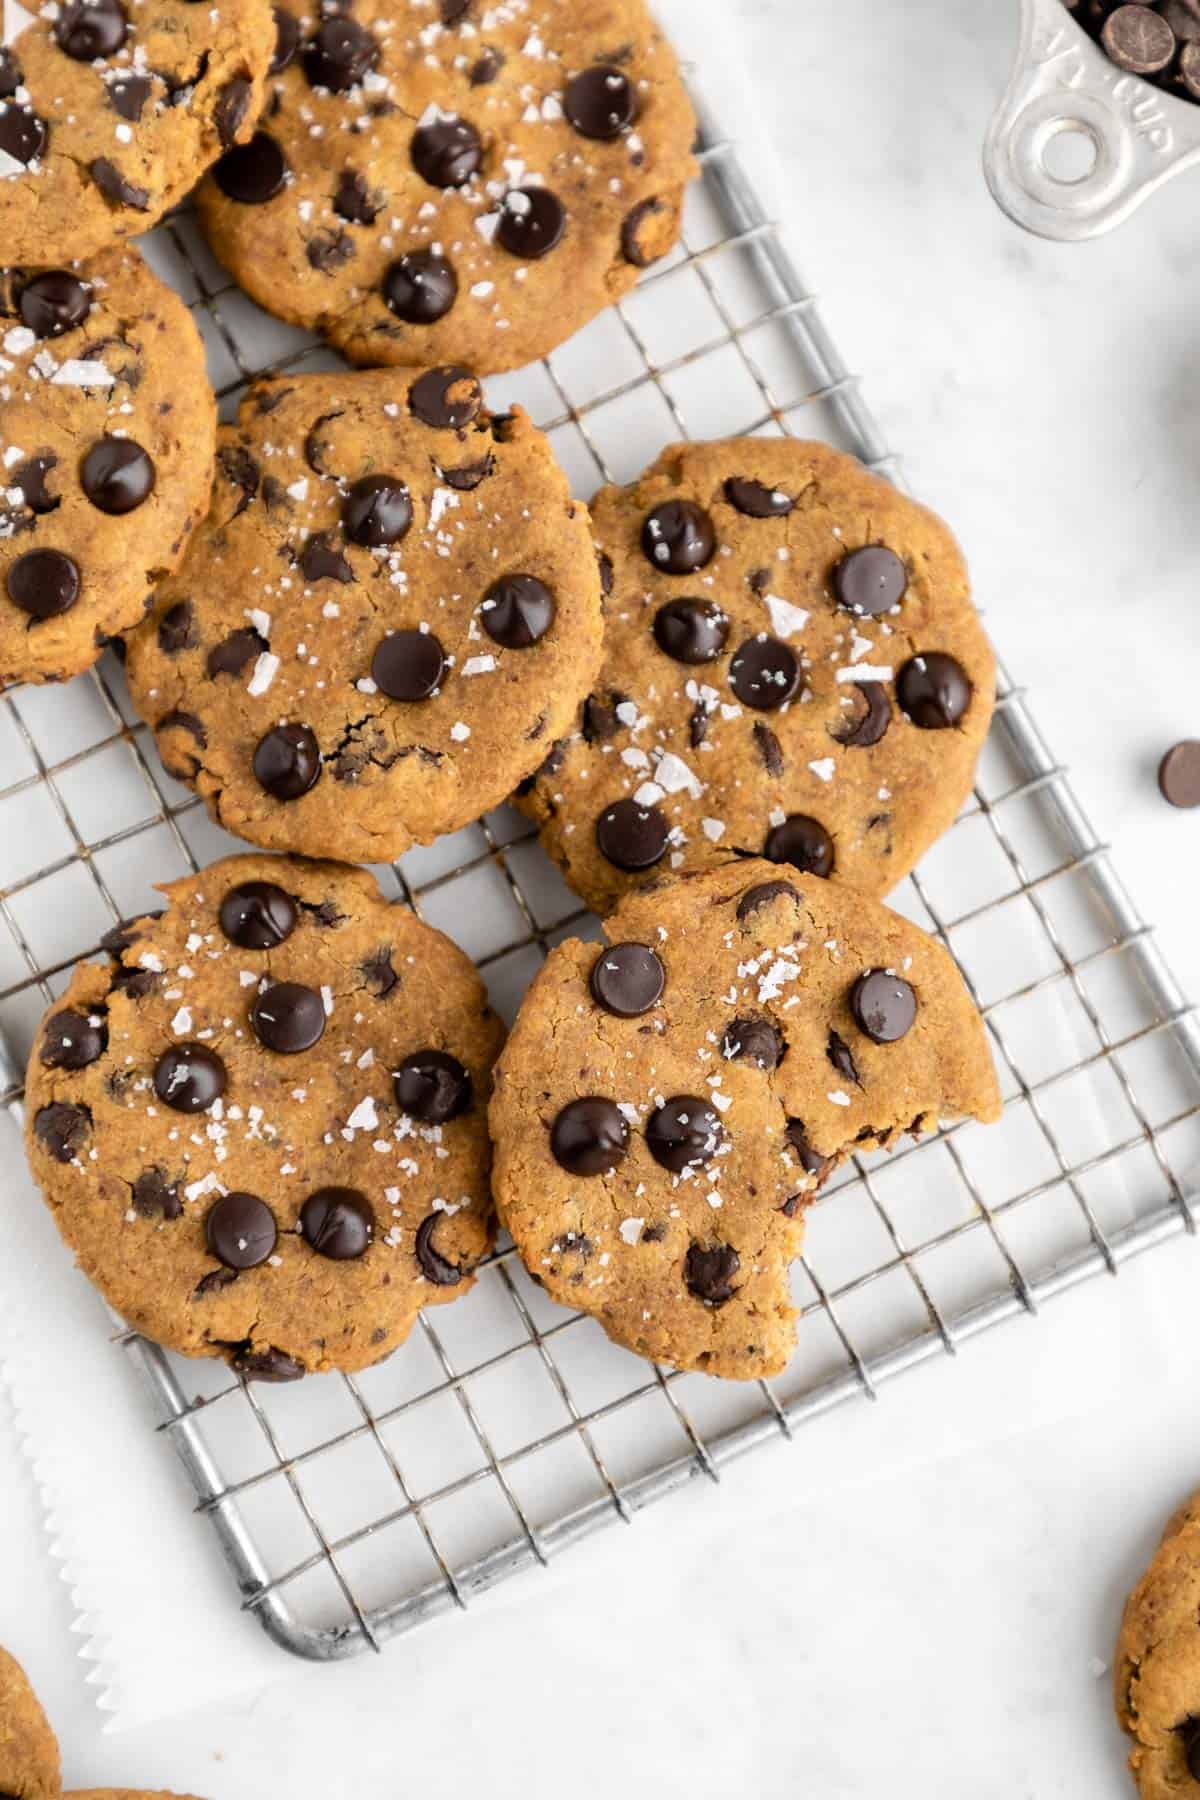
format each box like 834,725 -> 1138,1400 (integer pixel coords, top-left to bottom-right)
4,1 -> 1200,1794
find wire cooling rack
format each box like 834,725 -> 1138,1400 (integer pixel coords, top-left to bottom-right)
2,68 -> 1200,1662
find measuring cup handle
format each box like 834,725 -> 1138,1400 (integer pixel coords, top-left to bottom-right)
984,0 -> 1200,240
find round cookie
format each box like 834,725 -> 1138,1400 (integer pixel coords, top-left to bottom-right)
194,0 -> 696,374
1115,1491 -> 1200,1798
23,852 -> 505,1379
490,860 -> 1002,1380
1,249 -> 215,686
518,438 -> 996,916
124,366 -> 603,860
0,0 -> 275,264
0,1649 -> 60,1800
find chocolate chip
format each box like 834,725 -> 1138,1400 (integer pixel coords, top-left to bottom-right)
0,104 -> 48,167
342,474 -> 412,546
785,1119 -> 835,1185
91,158 -> 150,210
564,64 -> 638,139
620,195 -> 666,267
764,814 -> 834,878
896,653 -> 972,729
415,1211 -> 471,1285
194,1267 -> 238,1297
333,168 -> 380,223
361,947 -> 398,996
641,500 -> 715,574
214,133 -> 287,203
55,0 -> 127,59
132,1166 -> 182,1219
1102,4 -> 1175,71
34,1101 -> 91,1163
231,1344 -> 305,1381
250,981 -> 325,1053
18,272 -> 90,338
108,73 -> 154,119
409,364 -> 481,429
582,691 -> 625,742
481,573 -> 555,647
304,16 -> 378,89
393,1049 -> 472,1122
496,187 -> 566,259
438,453 -> 494,491
596,797 -> 669,871
101,911 -> 163,955
1182,38 -> 1200,95
306,229 -> 355,272
80,437 -> 155,514
298,533 -> 354,584
597,551 -> 615,597
736,879 -> 800,922
833,545 -> 907,616
154,1043 -> 226,1113
851,969 -> 917,1043
7,549 -> 80,620
219,880 -> 297,948
384,251 -> 458,324
685,1241 -> 739,1305
206,1191 -> 277,1269
215,75 -> 252,148
551,1097 -> 629,1176
753,721 -> 784,776
724,476 -> 793,518
270,5 -> 299,71
218,442 -> 261,514
156,601 -> 196,655
1158,740 -> 1200,808
411,115 -> 482,187
207,626 -> 266,677
647,1096 -> 723,1172
469,47 -> 503,84
253,722 -> 321,800
1180,1718 -> 1200,1783
826,1030 -> 862,1088
440,0 -> 472,21
729,635 -> 801,710
0,47 -> 22,96
371,629 -> 446,700
722,1016 -> 784,1070
11,455 -> 59,516
652,597 -> 728,664
41,1006 -> 107,1070
831,681 -> 891,749
590,942 -> 665,1017
300,1187 -> 374,1260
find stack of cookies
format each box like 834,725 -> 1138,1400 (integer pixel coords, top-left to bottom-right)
7,0 -> 1001,1391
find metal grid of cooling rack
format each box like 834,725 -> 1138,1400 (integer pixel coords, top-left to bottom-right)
3,68 -> 1200,1662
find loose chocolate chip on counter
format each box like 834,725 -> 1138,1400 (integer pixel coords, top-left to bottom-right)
851,969 -> 918,1043
722,1015 -> 784,1070
647,1096 -> 723,1171
304,16 -> 378,89
591,942 -> 666,1017
250,981 -> 326,1053
1158,740 -> 1200,808
724,476 -> 793,518
729,635 -> 801,710
652,597 -> 728,664
896,653 -> 972,729
154,1043 -> 227,1113
736,879 -> 800,922
55,0 -> 127,58
206,1191 -> 278,1269
41,1007 -> 107,1069
551,1097 -> 629,1176
91,157 -> 150,210
215,75 -> 252,148
1102,3 -> 1176,71
298,533 -> 353,584
34,1101 -> 92,1163
18,271 -> 91,337
301,1187 -> 374,1260
411,115 -> 482,187
393,1048 -> 472,1122
0,104 -> 48,167
764,813 -> 835,878
409,364 -> 481,428
384,251 -> 458,324
826,1029 -> 862,1088
7,549 -> 81,620
620,195 -> 667,267
641,500 -> 715,574
372,629 -> 446,700
342,474 -> 412,546
415,1211 -> 472,1284
219,880 -> 297,948
208,626 -> 266,676
833,545 -> 907,616
231,1343 -> 305,1381
481,574 -> 555,647
684,1241 -> 739,1305
109,73 -> 154,119
253,722 -> 321,800
596,797 -> 669,871
831,681 -> 891,749
753,721 -> 784,776
564,65 -> 638,139
270,5 -> 299,71
334,168 -> 381,224
132,1166 -> 182,1219
214,133 -> 288,204
80,437 -> 155,514
496,186 -> 566,258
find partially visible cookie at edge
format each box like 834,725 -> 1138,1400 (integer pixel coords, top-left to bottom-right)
518,437 -> 996,916
1115,1491 -> 1200,1798
2,248 -> 215,686
0,1647 -> 60,1800
489,860 -> 1001,1380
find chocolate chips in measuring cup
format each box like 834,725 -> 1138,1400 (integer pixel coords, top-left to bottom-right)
1067,1 -> 1200,100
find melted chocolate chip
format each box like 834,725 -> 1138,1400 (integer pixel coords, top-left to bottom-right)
896,653 -> 972,729
620,195 -> 667,267
1180,1718 -> 1200,1783
108,73 -> 154,119
0,104 -> 48,167
219,880 -> 297,948
595,798 -> 669,871
34,1101 -> 91,1163
496,186 -> 566,259
481,573 -> 554,647
157,601 -> 196,654
722,1016 -> 784,1070
343,474 -> 412,546
551,1097 -> 629,1176
833,545 -> 908,616
826,1030 -> 862,1088
231,1344 -> 305,1381
785,1119 -> 835,1186
55,0 -> 127,59
41,1007 -> 107,1069
270,5 -> 299,71
253,722 -> 321,800
831,681 -> 891,749
851,969 -> 918,1044
598,551 -> 615,597
91,157 -> 150,210
724,476 -> 793,518
307,229 -> 355,272
753,721 -> 784,776
729,635 -> 801,710
7,549 -> 80,620
18,271 -> 91,337
641,500 -> 715,574
411,115 -> 482,187
194,1267 -> 238,1298
80,437 -> 155,514
409,364 -> 481,428
582,691 -> 625,742
206,1191 -> 277,1269
685,1242 -> 739,1305
298,533 -> 354,584
383,251 -> 458,324
101,911 -> 163,955
371,628 -> 446,700
415,1212 -> 472,1285
217,442 -> 261,515
393,1049 -> 472,1122
652,597 -> 728,664
303,16 -> 378,89
361,947 -> 399,996
132,1166 -> 182,1219
207,626 -> 266,677
590,942 -> 666,1017
334,167 -> 380,223
647,1096 -> 724,1171
11,455 -> 59,516
0,47 -> 22,96
736,879 -> 800,922
214,75 -> 252,148
440,0 -> 472,22
301,1187 -> 374,1260
250,981 -> 325,1053
564,64 -> 638,139
214,132 -> 288,203
764,814 -> 835,878
438,453 -> 494,491
469,47 -> 503,84
154,1043 -> 226,1113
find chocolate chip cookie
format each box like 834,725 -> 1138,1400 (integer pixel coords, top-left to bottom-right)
1,248 -> 215,686
124,366 -> 603,860
0,0 -> 275,264
195,0 -> 696,374
490,860 -> 1001,1380
518,437 -> 996,916
23,852 -> 504,1379
1115,1490 -> 1200,1797
0,1648 -> 60,1800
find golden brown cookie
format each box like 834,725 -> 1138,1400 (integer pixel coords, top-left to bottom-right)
23,852 -> 505,1379
518,437 -> 996,916
124,366 -> 603,860
1,249 -> 215,686
0,0 -> 275,264
194,0 -> 696,373
0,1649 -> 59,1800
1115,1491 -> 1200,1797
489,860 -> 1001,1380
